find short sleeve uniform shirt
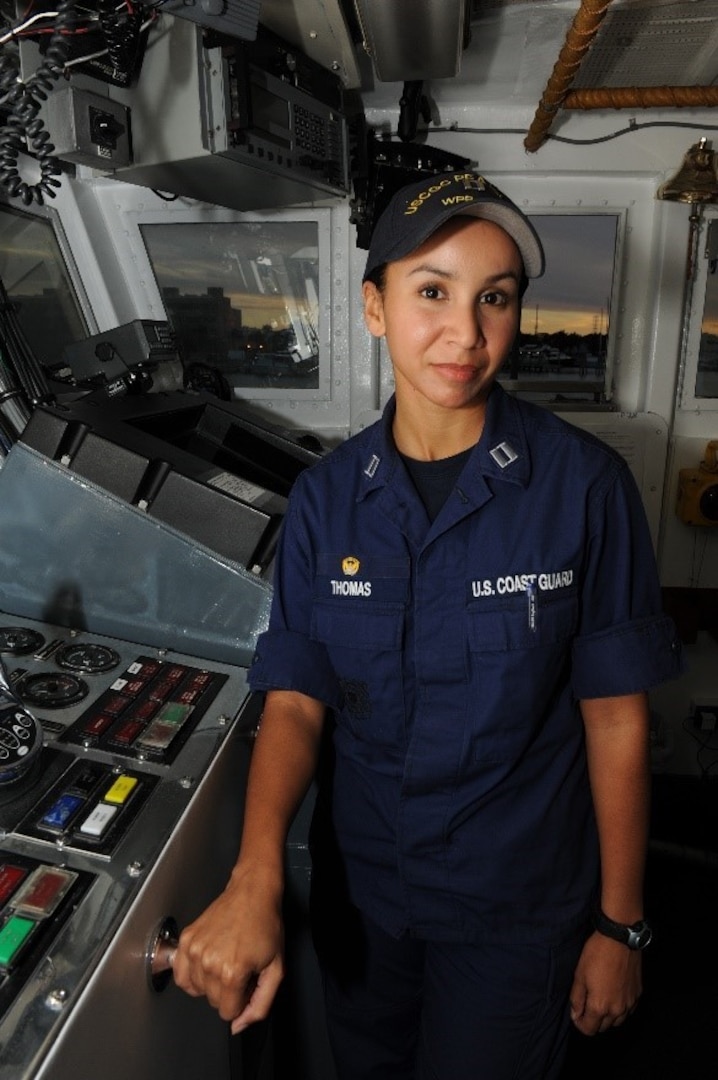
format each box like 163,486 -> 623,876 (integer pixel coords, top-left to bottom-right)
249,384 -> 682,944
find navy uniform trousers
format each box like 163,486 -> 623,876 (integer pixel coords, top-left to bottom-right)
313,892 -> 588,1080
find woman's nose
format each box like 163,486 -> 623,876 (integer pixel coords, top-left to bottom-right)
448,303 -> 485,349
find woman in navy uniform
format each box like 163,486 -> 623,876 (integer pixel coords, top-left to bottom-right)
173,173 -> 683,1079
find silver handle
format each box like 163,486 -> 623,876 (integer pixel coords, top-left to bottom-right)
146,916 -> 179,991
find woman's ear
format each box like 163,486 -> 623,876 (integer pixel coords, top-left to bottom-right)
362,280 -> 386,338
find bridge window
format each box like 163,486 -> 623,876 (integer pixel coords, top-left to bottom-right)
498,213 -> 619,408
140,219 -> 320,393
0,200 -> 87,371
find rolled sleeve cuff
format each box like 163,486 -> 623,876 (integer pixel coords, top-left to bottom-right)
248,628 -> 343,710
572,614 -> 684,699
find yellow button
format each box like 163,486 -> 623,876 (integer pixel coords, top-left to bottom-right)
104,775 -> 138,805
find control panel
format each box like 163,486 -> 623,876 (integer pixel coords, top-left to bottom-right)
0,611 -> 257,1079
0,855 -> 94,1020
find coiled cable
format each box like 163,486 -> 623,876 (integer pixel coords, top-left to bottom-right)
97,0 -> 146,82
0,1 -> 76,206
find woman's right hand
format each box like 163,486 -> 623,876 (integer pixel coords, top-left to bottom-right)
172,864 -> 285,1034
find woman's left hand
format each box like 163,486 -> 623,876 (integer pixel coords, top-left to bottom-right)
569,931 -> 643,1036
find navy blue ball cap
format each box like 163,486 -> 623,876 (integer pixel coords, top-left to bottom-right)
363,171 -> 545,282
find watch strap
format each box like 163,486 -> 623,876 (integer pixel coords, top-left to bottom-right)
594,909 -> 653,950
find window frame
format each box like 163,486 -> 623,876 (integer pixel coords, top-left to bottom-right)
678,209 -> 718,413
128,203 -> 334,403
500,208 -> 625,409
0,194 -> 93,358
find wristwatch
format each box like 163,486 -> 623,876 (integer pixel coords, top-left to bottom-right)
594,909 -> 653,950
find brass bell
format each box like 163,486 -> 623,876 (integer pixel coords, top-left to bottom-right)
657,138 -> 718,204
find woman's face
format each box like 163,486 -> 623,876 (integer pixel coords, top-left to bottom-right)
362,216 -> 523,415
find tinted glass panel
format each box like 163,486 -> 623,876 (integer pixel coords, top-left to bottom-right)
140,221 -> 320,391
500,214 -> 618,406
0,202 -> 86,368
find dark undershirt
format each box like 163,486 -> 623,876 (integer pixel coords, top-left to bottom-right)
399,446 -> 473,522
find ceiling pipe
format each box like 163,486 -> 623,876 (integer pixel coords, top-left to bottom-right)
524,0 -> 614,153
562,86 -> 718,110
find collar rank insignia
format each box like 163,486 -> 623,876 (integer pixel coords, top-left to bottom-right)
364,454 -> 380,478
490,441 -> 519,469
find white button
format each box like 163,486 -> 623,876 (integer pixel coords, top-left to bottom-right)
79,802 -> 118,837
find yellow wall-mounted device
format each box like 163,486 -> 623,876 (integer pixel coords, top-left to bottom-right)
676,440 -> 718,525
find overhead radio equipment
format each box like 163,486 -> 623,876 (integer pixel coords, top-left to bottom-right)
111,17 -> 350,211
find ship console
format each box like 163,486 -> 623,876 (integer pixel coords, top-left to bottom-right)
0,392 -> 319,1079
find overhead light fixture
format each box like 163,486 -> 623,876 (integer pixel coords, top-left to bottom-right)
352,0 -> 469,82
657,138 -> 718,204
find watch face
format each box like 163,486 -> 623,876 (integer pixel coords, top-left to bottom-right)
627,922 -> 653,950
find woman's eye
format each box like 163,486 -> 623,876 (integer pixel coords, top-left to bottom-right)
481,290 -> 506,306
420,285 -> 442,300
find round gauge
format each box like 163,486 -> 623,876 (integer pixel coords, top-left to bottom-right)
20,672 -> 89,709
55,642 -> 121,675
0,627 -> 45,656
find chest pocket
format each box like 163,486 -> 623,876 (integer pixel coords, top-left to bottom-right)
312,602 -> 404,650
312,552 -> 410,644
468,588 -> 578,653
466,589 -> 579,765
311,553 -> 409,746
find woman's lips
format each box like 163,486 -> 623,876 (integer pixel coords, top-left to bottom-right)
432,363 -> 481,383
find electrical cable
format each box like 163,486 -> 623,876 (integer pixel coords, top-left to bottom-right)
0,2 -> 154,203
100,0 -> 138,74
62,0 -> 154,79
0,11 -> 62,45
62,10 -> 156,72
0,0 -> 75,206
0,274 -> 53,411
413,119 -> 718,146
0,344 -> 32,442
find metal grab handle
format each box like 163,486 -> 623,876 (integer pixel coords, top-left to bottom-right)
146,916 -> 179,991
